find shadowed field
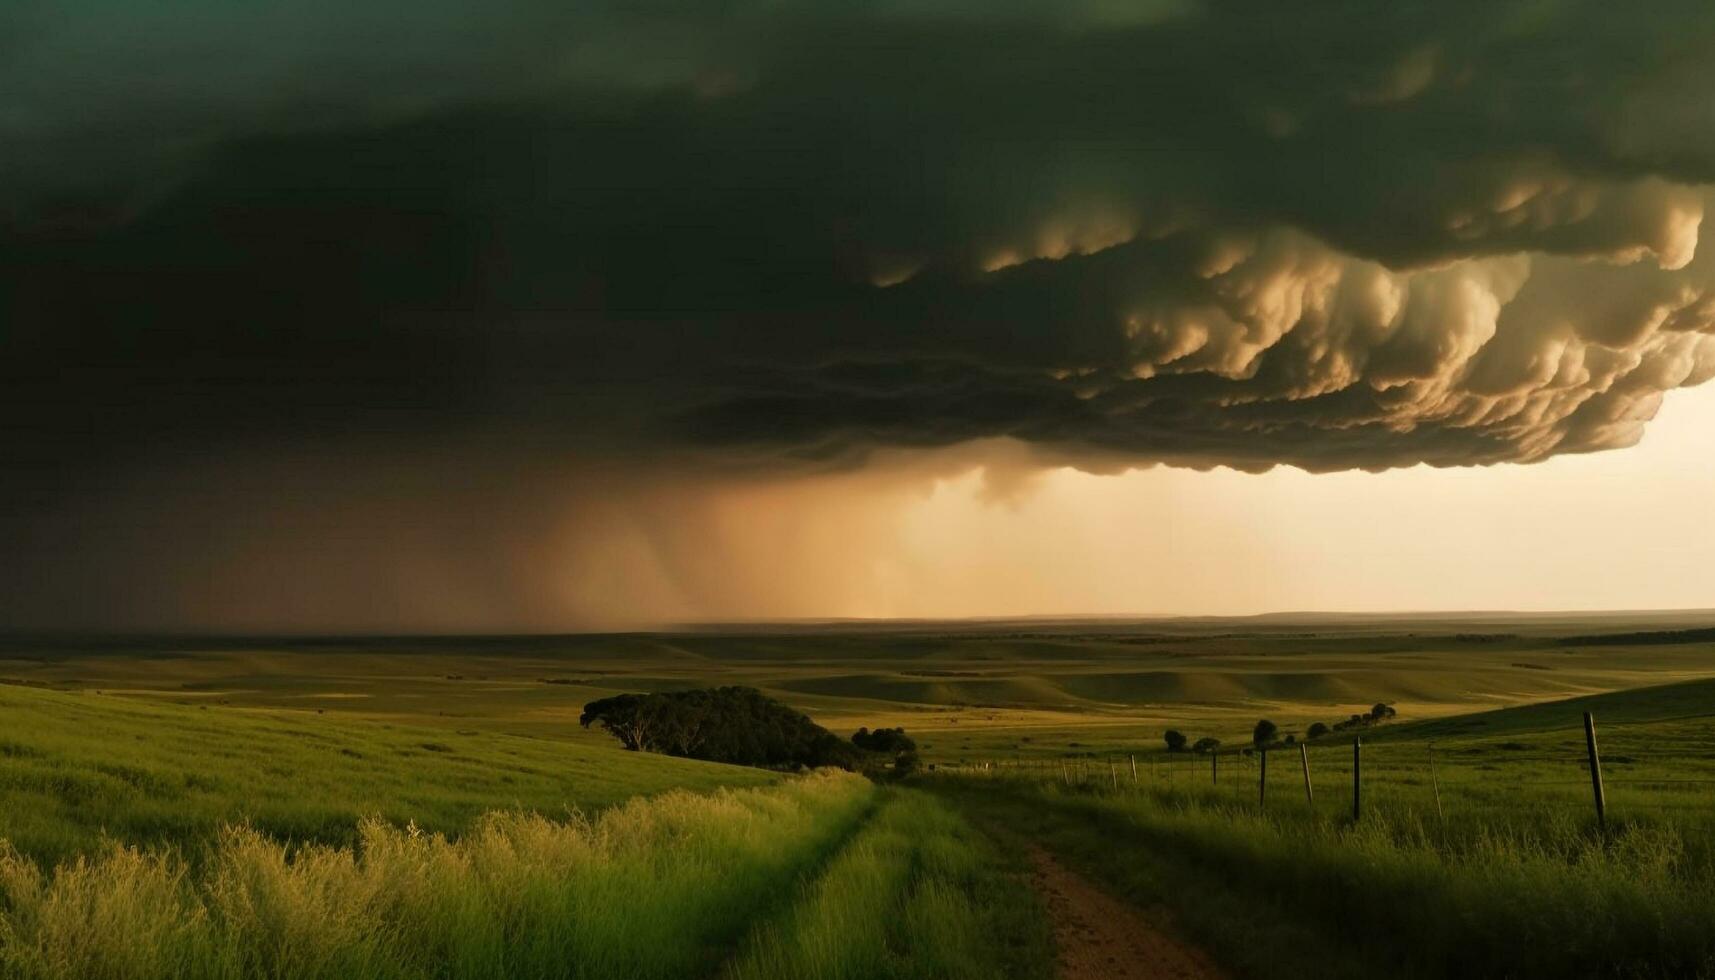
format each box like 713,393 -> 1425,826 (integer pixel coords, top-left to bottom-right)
5,613 -> 1713,768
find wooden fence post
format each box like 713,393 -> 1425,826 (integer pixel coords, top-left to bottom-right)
1110,761 -> 1118,789
1211,751 -> 1218,786
1259,748 -> 1267,806
1130,754 -> 1138,784
1352,737 -> 1362,821
1299,743 -> 1314,807
1584,712 -> 1606,830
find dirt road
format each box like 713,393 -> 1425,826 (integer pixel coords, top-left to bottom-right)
1029,848 -> 1229,980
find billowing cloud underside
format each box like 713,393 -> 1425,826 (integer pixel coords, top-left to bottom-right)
7,0 -> 1715,475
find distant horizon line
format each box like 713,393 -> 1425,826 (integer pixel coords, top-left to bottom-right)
3,606 -> 1715,642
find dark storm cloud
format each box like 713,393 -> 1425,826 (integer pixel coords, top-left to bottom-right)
7,0 -> 1715,485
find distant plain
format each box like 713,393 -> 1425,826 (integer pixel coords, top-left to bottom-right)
6,611 -> 1714,765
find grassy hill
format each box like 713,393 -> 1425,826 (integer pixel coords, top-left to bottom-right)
0,675 -> 1046,979
962,674 -> 1715,840
938,677 -> 1715,979
0,683 -> 773,864
1372,674 -> 1715,740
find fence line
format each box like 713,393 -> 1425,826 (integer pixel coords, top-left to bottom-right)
935,712 -> 1715,828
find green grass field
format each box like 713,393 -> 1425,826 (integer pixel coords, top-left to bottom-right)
955,676 -> 1715,835
0,773 -> 874,979
0,683 -> 773,865
936,675 -> 1715,979
1,615 -> 1713,978
0,767 -> 1048,980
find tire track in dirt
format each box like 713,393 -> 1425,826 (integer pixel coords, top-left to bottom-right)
702,790 -> 885,976
1029,847 -> 1229,980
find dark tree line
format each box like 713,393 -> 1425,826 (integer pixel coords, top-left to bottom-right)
1158,703 -> 1401,758
1328,703 -> 1398,734
580,687 -> 918,774
1302,704 -> 1399,741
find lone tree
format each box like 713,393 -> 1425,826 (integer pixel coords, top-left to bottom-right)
1253,719 -> 1279,748
1307,722 -> 1330,739
1369,703 -> 1398,722
1192,737 -> 1222,754
1164,729 -> 1188,753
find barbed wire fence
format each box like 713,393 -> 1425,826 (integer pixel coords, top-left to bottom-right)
935,711 -> 1715,828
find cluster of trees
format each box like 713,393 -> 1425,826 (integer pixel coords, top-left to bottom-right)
580,687 -> 919,775
1163,730 -> 1223,754
1307,703 -> 1399,739
852,726 -> 915,754
851,727 -> 920,775
580,687 -> 856,769
1164,703 -> 1401,756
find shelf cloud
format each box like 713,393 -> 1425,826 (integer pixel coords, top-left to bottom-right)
5,1 -> 1715,627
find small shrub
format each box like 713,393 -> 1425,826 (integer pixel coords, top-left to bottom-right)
1252,719 -> 1278,748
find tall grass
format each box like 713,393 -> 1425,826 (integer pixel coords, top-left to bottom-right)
941,774 -> 1715,979
723,789 -> 1050,980
0,772 -> 873,980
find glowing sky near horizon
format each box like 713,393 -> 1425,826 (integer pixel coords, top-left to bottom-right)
863,382 -> 1715,621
